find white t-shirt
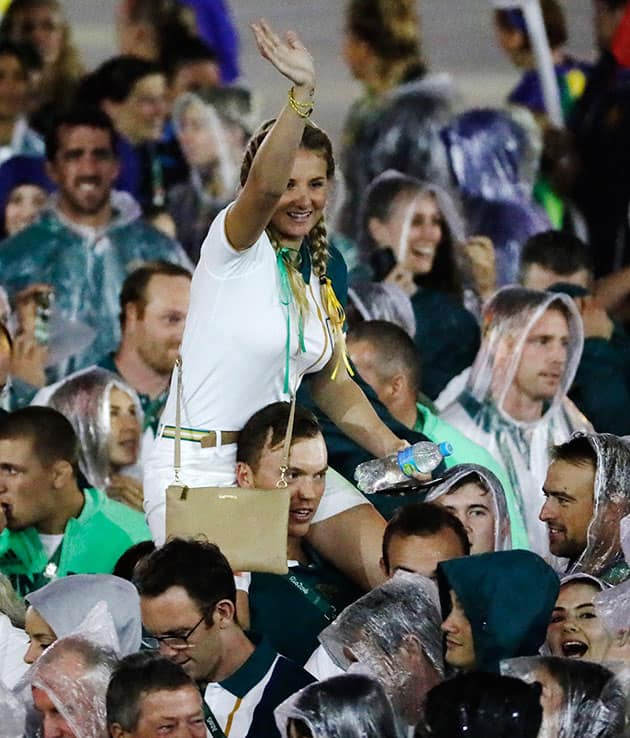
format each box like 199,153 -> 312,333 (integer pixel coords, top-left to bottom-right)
160,206 -> 335,432
38,533 -> 64,559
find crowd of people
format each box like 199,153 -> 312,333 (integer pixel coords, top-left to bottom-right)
0,0 -> 629,736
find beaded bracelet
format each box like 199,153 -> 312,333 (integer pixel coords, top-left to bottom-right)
288,86 -> 314,118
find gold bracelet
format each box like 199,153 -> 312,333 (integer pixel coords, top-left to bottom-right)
288,86 -> 314,118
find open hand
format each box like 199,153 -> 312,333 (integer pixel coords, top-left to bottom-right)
107,474 -> 144,512
250,19 -> 315,89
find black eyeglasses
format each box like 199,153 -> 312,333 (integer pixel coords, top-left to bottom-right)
150,615 -> 206,650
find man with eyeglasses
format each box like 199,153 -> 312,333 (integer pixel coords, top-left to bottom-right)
136,537 -> 313,738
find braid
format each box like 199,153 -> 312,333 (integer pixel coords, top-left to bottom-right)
240,119 -> 275,188
309,217 -> 330,278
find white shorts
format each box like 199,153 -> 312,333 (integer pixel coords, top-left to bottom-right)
144,435 -> 367,545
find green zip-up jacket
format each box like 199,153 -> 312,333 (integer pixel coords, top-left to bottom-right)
0,486 -> 151,596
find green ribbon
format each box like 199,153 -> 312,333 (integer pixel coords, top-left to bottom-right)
276,248 -> 306,394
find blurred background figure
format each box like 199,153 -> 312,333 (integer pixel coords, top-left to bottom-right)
0,0 -> 84,135
337,0 -> 453,239
168,91 -> 239,262
358,170 -> 479,400
0,153 -> 53,237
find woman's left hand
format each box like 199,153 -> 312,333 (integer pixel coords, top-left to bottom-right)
464,236 -> 496,301
107,474 -> 144,512
250,19 -> 315,89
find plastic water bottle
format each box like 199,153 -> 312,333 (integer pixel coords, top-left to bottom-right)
354,441 -> 453,494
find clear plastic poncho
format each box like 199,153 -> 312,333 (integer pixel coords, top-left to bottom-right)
594,514 -> 630,638
24,635 -> 118,738
424,463 -> 512,550
501,656 -> 627,738
564,434 -> 630,585
347,282 -> 416,337
441,107 -> 550,285
274,674 -> 401,738
25,573 -> 142,657
317,571 -> 443,726
0,678 -> 26,738
441,287 -> 590,556
44,366 -> 143,490
172,92 -> 239,198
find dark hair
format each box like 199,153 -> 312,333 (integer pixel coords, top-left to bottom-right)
346,0 -> 424,73
45,106 -> 118,162
123,0 -> 198,63
597,0 -> 628,10
119,260 -> 191,329
348,319 -> 422,393
0,406 -> 80,474
520,231 -> 593,282
0,39 -> 32,77
107,652 -> 198,731
135,537 -> 237,618
550,434 -> 598,470
113,540 -> 156,581
382,502 -> 470,572
360,172 -> 422,253
236,402 -> 322,471
361,173 -> 464,298
79,55 -> 162,107
494,0 -> 568,50
288,674 -> 399,738
421,672 -> 543,738
163,35 -> 218,82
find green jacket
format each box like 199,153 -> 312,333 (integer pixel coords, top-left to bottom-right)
438,551 -> 559,672
0,487 -> 151,596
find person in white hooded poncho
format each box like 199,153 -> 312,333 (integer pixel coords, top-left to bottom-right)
441,287 -> 590,556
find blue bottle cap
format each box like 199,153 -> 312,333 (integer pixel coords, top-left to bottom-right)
438,441 -> 453,457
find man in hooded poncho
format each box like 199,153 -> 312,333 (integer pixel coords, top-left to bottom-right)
441,287 -> 591,555
541,431 -> 630,585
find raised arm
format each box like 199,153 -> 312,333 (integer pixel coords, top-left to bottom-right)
225,20 -> 316,251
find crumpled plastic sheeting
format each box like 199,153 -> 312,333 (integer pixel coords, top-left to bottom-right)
348,282 -> 416,338
501,655 -> 627,738
0,678 -> 26,738
565,433 -> 630,583
443,108 -> 534,202
441,107 -> 549,285
274,674 -> 400,738
318,571 -> 443,723
44,366 -> 143,490
25,573 -> 142,657
594,514 -> 630,634
21,634 -> 118,738
424,463 -> 513,550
